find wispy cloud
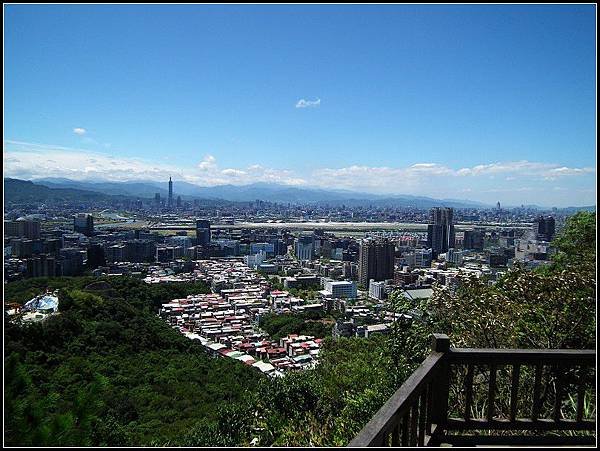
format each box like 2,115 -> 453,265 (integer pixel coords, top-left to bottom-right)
73,127 -> 86,136
456,161 -> 595,178
295,98 -> 321,108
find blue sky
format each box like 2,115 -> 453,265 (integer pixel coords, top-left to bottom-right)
4,4 -> 596,207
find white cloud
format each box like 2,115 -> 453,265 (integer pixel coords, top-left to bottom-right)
295,98 -> 321,108
221,168 -> 246,176
73,128 -> 86,135
3,139 -> 594,206
455,160 -> 595,178
3,140 -> 307,187
198,154 -> 217,171
310,160 -> 595,202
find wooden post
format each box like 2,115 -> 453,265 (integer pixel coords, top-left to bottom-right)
430,333 -> 451,443
431,333 -> 450,353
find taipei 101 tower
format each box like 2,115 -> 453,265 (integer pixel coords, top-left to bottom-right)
168,177 -> 173,208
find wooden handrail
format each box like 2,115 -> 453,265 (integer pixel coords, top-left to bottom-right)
348,351 -> 445,446
348,334 -> 596,447
449,348 -> 596,364
349,334 -> 450,447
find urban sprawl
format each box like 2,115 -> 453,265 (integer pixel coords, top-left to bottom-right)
5,178 -> 565,376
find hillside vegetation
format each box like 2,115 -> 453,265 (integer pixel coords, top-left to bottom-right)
4,277 -> 260,446
4,212 -> 596,446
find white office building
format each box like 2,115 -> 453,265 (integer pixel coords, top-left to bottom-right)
368,279 -> 387,300
324,280 -> 357,299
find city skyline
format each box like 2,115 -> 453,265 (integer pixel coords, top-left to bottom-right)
4,4 -> 597,207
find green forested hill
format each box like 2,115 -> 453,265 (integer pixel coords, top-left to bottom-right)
4,178 -> 119,203
4,277 -> 262,446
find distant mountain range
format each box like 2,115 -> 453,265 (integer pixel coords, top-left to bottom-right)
5,177 -> 595,211
29,177 -> 491,208
4,178 -> 119,203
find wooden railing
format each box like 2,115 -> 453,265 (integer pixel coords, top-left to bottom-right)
349,334 -> 596,447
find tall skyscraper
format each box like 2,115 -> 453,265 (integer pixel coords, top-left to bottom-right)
427,207 -> 455,256
168,177 -> 173,208
358,239 -> 395,287
154,193 -> 161,208
533,216 -> 555,242
196,220 -> 211,246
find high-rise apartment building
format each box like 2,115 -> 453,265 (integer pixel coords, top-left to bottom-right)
4,218 -> 41,239
463,229 -> 485,251
358,239 -> 395,287
73,213 -> 94,236
126,239 -> 158,262
26,254 -> 57,278
533,216 -> 555,241
295,235 -> 314,261
196,220 -> 211,246
427,207 -> 455,256
59,248 -> 85,276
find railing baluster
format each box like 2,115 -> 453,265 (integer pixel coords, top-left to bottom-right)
391,422 -> 399,446
401,411 -> 409,447
418,390 -> 427,446
426,381 -> 433,435
487,363 -> 497,421
464,364 -> 474,420
532,363 -> 543,421
510,364 -> 521,421
348,338 -> 595,448
576,367 -> 586,422
553,364 -> 563,422
409,402 -> 419,446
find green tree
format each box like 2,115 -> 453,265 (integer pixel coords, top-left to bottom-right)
551,211 -> 596,272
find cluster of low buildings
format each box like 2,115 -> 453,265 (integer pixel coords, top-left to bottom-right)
157,259 -> 326,377
160,293 -> 321,377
